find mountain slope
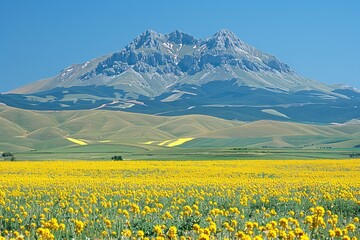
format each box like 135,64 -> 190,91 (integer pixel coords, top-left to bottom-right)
10,29 -> 333,95
2,29 -> 359,123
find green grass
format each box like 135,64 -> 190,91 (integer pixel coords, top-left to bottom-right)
11,145 -> 360,161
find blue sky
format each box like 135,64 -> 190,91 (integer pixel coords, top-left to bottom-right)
0,0 -> 359,92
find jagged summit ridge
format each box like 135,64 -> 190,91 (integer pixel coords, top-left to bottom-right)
126,30 -> 162,50
125,30 -> 198,51
207,29 -> 247,51
166,30 -> 198,45
86,29 -> 295,81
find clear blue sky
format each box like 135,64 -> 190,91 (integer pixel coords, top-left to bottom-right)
1,0 -> 359,93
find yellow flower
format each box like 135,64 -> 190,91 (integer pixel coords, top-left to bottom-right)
74,220 -> 85,234
335,228 -> 343,237
209,222 -> 216,233
346,223 -> 356,231
121,229 -> 132,237
294,228 -> 304,236
236,231 -> 246,238
101,230 -> 108,237
231,219 -> 238,227
104,219 -> 112,228
137,230 -> 145,238
314,206 -> 325,217
197,233 -> 209,240
329,230 -> 335,237
154,225 -> 163,235
267,230 -> 277,238
59,223 -> 65,230
203,228 -> 210,235
167,226 -> 177,239
193,223 -> 201,231
279,218 -> 288,228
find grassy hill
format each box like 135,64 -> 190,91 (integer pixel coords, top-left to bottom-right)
0,105 -> 359,160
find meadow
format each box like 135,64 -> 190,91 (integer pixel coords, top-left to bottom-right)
0,160 -> 359,239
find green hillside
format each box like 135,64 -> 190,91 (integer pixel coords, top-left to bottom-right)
0,106 -> 359,160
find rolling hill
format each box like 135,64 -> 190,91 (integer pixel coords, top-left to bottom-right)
0,106 -> 359,158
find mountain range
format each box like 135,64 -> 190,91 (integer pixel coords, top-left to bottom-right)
1,29 -> 359,123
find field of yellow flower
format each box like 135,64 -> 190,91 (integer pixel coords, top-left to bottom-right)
0,160 -> 359,240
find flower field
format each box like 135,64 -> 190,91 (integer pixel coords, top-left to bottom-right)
0,160 -> 359,240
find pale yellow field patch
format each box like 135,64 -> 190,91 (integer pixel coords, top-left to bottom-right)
158,140 -> 172,146
99,140 -> 112,143
167,138 -> 194,147
66,137 -> 88,146
143,138 -> 195,147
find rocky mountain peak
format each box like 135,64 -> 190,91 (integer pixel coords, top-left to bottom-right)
125,29 -> 163,50
206,29 -> 246,52
214,29 -> 239,40
166,30 -> 197,45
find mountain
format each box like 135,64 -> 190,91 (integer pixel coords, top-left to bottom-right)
2,29 -> 360,123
